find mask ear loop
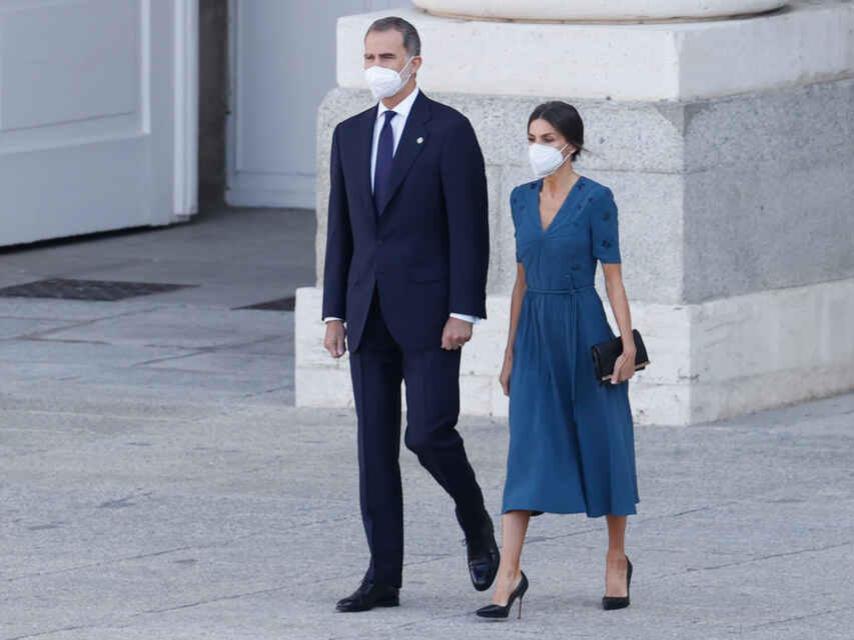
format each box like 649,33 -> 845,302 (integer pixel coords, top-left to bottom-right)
554,143 -> 571,171
399,56 -> 415,83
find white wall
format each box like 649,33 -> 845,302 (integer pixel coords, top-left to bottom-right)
226,0 -> 410,209
0,0 -> 197,247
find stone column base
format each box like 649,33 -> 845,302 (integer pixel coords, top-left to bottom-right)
304,3 -> 854,426
295,277 -> 854,425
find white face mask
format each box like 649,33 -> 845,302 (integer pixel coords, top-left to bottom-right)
364,56 -> 415,100
528,142 -> 570,178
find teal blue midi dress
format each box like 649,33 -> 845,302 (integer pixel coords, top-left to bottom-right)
501,176 -> 640,518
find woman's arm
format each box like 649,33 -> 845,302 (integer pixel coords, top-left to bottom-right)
506,263 -> 527,356
499,262 -> 527,395
591,186 -> 636,383
601,263 -> 637,383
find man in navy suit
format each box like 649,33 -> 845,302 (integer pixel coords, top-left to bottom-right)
321,16 -> 499,612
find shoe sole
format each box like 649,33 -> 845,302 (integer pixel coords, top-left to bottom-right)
336,598 -> 399,612
376,598 -> 400,607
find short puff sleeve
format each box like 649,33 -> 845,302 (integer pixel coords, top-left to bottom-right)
591,186 -> 621,264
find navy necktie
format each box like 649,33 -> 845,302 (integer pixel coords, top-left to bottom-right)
373,110 -> 397,213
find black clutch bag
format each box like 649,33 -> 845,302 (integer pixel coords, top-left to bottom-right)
591,328 -> 650,383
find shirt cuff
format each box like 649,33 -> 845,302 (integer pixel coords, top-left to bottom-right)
323,316 -> 344,323
450,312 -> 482,324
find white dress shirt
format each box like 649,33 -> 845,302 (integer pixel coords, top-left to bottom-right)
324,85 -> 483,326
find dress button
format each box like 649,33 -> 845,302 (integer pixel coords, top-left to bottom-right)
602,239 -> 612,247
603,211 -> 611,220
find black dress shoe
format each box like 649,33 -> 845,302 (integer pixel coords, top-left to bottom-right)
335,580 -> 399,612
476,571 -> 529,620
458,509 -> 500,591
602,556 -> 632,610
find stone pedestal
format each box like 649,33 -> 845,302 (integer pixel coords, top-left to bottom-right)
296,1 -> 854,425
412,0 -> 785,22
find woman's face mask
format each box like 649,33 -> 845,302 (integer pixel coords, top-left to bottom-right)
528,141 -> 570,179
364,56 -> 415,100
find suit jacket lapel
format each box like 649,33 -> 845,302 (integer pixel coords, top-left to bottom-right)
357,104 -> 379,231
377,90 -> 432,216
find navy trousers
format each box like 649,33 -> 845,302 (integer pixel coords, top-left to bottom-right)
349,283 -> 487,588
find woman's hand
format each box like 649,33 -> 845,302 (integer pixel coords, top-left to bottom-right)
499,350 -> 513,396
610,347 -> 637,384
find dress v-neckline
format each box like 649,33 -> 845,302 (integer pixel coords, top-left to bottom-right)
537,175 -> 584,234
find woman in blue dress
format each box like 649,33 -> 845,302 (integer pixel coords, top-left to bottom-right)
475,102 -> 640,620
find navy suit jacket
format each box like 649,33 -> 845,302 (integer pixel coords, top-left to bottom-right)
321,89 -> 489,353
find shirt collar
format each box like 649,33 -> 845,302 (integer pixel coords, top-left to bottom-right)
377,85 -> 420,122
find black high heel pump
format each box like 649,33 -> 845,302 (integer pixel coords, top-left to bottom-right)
602,556 -> 632,610
476,571 -> 529,620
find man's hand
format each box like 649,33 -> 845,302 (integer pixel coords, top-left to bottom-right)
441,316 -> 473,350
324,320 -> 347,358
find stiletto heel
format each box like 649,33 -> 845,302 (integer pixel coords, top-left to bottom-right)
602,555 -> 632,610
476,570 -> 529,620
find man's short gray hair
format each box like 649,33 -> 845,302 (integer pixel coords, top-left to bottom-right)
365,16 -> 421,57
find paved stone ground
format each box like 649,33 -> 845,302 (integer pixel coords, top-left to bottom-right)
1,208 -> 853,639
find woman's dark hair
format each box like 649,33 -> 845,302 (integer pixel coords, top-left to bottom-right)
527,101 -> 586,161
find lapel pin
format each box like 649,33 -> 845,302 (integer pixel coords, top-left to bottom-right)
416,137 -> 424,144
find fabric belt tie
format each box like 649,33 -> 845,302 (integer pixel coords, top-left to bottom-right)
525,284 -> 595,295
